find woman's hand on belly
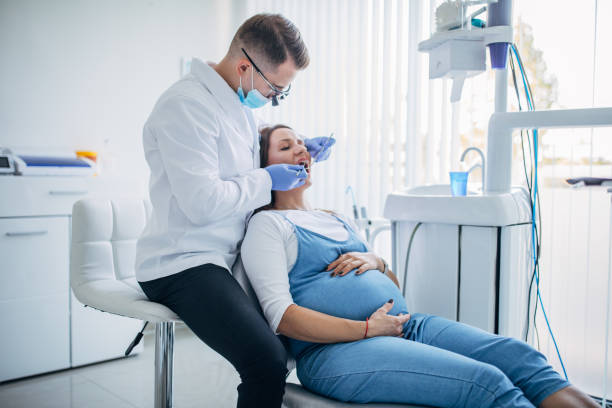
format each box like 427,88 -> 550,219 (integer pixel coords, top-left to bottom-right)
327,251 -> 383,277
277,300 -> 411,343
367,299 -> 411,338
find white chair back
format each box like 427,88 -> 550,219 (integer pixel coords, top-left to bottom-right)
70,197 -> 179,322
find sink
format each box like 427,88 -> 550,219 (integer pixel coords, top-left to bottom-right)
383,184 -> 532,227
405,184 -> 481,196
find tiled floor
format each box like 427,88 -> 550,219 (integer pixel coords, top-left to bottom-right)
0,326 -> 300,408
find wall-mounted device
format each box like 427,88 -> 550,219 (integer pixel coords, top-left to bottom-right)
0,148 -> 17,175
419,0 -> 513,102
0,148 -> 95,176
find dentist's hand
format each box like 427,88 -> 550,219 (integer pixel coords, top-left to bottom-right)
265,164 -> 307,191
304,136 -> 336,162
366,300 -> 411,338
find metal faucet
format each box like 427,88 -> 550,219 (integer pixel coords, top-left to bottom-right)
460,147 -> 485,192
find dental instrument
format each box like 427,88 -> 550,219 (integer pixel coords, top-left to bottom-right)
345,186 -> 360,220
360,206 -> 372,242
566,177 -> 612,188
345,185 -> 375,242
311,132 -> 335,163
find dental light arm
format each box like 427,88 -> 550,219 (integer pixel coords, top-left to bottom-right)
485,107 -> 612,194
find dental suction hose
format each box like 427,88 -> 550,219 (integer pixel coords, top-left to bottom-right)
345,185 -> 359,220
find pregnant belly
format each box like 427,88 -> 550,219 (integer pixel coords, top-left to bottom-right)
290,269 -> 408,321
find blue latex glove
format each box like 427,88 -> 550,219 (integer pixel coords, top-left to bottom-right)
304,136 -> 336,162
265,164 -> 308,191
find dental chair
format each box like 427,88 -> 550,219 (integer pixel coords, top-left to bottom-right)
70,197 -> 426,408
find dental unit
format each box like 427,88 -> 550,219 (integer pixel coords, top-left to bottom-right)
383,0 -> 612,392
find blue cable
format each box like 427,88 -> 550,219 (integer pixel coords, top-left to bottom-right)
511,44 -> 569,380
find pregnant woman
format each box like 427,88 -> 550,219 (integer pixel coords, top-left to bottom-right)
240,124 -> 597,408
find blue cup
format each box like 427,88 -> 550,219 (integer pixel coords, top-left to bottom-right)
449,171 -> 469,196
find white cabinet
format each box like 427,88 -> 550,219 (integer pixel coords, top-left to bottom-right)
0,176 -> 90,217
0,217 -> 70,382
0,176 -> 142,382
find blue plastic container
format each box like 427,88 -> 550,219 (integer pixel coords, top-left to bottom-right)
449,171 -> 469,196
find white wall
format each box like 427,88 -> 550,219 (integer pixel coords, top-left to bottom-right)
0,0 -> 234,191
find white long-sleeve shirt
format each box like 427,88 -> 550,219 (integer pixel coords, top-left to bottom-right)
241,209 -> 368,332
135,59 -> 272,282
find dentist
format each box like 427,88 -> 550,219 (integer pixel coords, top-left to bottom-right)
135,14 -> 332,407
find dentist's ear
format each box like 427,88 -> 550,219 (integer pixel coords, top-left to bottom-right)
238,63 -> 249,74
236,59 -> 251,76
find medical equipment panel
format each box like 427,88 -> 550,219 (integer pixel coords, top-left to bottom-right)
397,222 -> 460,321
385,186 -> 532,339
458,226 -> 498,331
498,224 -> 532,339
390,219 -> 531,338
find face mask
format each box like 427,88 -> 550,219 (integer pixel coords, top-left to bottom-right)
237,67 -> 270,109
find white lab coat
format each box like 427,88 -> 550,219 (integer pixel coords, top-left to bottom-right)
135,58 -> 272,282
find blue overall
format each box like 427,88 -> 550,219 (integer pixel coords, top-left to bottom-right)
281,213 -> 570,407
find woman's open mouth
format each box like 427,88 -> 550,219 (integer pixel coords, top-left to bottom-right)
298,160 -> 310,174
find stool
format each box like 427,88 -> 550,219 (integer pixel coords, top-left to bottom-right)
70,198 -> 179,408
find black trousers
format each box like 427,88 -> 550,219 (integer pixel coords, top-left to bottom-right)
139,263 -> 288,407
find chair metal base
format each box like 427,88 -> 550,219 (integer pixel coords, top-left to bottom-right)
155,322 -> 175,408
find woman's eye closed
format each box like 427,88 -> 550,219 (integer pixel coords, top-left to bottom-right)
280,146 -> 290,151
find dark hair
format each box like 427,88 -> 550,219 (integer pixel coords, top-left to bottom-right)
256,124 -> 293,213
230,14 -> 309,70
259,124 -> 292,168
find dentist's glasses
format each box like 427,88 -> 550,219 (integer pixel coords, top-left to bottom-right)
241,48 -> 291,106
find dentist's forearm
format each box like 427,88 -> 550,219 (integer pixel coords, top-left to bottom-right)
277,304 -> 366,343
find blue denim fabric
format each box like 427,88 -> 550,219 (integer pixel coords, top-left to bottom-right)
283,214 -> 408,359
297,313 -> 569,407
281,214 -> 570,407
